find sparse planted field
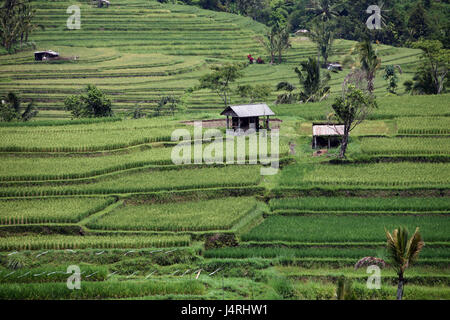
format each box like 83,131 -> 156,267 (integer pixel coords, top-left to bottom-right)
0,196 -> 115,224
360,137 -> 450,156
279,162 -> 450,188
242,215 -> 450,242
0,235 -> 191,251
88,197 -> 257,231
269,197 -> 450,213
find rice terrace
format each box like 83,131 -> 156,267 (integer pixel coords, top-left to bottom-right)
0,0 -> 449,303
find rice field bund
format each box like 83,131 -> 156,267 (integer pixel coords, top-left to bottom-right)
0,0 -> 448,301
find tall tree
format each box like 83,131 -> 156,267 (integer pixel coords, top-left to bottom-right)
274,26 -> 291,64
199,63 -> 244,108
258,25 -> 291,65
308,20 -> 335,67
411,40 -> 449,95
407,2 -> 432,41
307,0 -> 341,23
330,84 -> 377,158
257,29 -> 277,64
385,226 -> 424,300
295,57 -> 331,102
0,0 -> 38,52
356,40 -> 381,93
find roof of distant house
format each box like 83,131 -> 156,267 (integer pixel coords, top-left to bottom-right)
313,124 -> 345,136
34,50 -> 59,56
221,104 -> 275,118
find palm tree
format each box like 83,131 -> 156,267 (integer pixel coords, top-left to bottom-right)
356,40 -> 381,93
295,57 -> 331,102
257,30 -> 277,65
0,92 -> 38,122
385,226 -> 425,300
308,20 -> 334,67
274,27 -> 291,64
308,0 -> 342,23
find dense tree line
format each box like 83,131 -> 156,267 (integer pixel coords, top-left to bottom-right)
183,0 -> 449,48
0,0 -> 42,52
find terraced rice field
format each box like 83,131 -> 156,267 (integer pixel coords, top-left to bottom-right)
87,197 -> 257,231
0,0 -> 448,301
0,0 -> 424,118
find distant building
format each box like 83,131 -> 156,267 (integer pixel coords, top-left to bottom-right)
312,122 -> 345,149
327,62 -> 343,71
34,50 -> 59,61
97,0 -> 110,8
220,104 -> 275,134
295,29 -> 309,35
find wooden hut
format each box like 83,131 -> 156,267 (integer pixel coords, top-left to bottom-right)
220,104 -> 275,134
34,50 -> 59,61
312,123 -> 345,149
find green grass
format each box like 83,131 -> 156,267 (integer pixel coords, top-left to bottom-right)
0,124 -> 175,152
242,215 -> 450,242
0,264 -> 108,283
0,197 -> 115,224
360,137 -> 450,155
291,280 -> 450,300
0,235 -> 191,251
0,279 -> 205,299
0,136 -> 286,181
269,197 -> 450,213
397,117 -> 450,135
88,197 -> 257,231
0,0 -> 427,115
0,166 -> 262,197
204,246 -> 450,259
272,94 -> 450,121
279,162 -> 450,188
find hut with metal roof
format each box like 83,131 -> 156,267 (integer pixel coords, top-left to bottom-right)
312,122 -> 345,149
220,103 -> 275,133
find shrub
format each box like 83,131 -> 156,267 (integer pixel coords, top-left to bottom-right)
204,233 -> 238,250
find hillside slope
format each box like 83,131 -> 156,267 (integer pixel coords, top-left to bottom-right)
0,0 -> 422,118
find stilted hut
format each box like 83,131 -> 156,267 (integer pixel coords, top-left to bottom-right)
312,123 -> 345,149
220,104 -> 275,134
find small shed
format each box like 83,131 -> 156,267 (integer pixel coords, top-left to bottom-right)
327,62 -> 343,71
97,0 -> 110,7
34,50 -> 59,61
312,123 -> 345,149
220,103 -> 275,133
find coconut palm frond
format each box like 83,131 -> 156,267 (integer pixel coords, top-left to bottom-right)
21,100 -> 38,121
6,92 -> 20,113
276,81 -> 296,92
385,228 -> 404,273
406,227 -> 425,265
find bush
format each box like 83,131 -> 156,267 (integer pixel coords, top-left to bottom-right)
65,85 -> 113,118
204,233 -> 238,250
